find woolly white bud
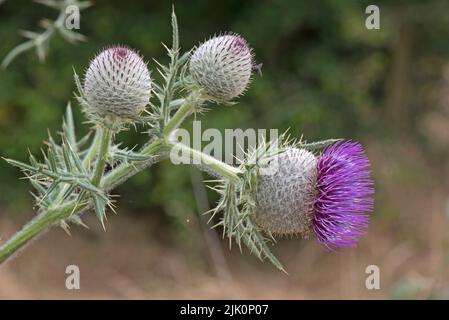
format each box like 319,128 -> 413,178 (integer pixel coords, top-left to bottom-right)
255,148 -> 318,236
82,46 -> 152,129
189,34 -> 253,102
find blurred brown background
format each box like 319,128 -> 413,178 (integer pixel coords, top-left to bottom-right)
1,0 -> 449,299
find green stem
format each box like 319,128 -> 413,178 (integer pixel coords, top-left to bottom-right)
166,140 -> 242,183
0,99 -> 240,264
0,128 -> 112,264
82,129 -> 101,168
102,96 -> 199,191
0,201 -> 89,264
91,127 -> 112,187
162,99 -> 193,135
0,139 -> 161,265
101,138 -> 168,191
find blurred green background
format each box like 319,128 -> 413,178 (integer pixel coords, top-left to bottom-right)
1,0 -> 449,299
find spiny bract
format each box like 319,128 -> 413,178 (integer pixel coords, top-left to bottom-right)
189,34 -> 253,102
82,46 -> 152,129
255,148 -> 318,236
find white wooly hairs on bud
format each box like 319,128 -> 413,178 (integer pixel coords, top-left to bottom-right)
83,46 -> 152,128
189,33 -> 253,102
255,148 -> 318,237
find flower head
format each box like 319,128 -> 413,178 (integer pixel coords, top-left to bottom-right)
313,141 -> 374,250
81,46 -> 152,130
255,148 -> 317,236
254,141 -> 374,249
189,34 -> 253,102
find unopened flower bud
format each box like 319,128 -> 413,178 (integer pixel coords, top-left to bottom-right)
82,46 -> 152,129
189,34 -> 253,102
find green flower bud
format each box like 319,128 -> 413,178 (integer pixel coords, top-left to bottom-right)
82,46 -> 152,130
189,34 -> 253,102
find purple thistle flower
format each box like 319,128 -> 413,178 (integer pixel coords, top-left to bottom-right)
313,141 -> 374,250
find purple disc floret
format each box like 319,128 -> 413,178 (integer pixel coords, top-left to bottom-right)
313,141 -> 374,250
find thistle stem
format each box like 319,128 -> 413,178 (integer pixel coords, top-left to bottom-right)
82,129 -> 101,168
166,139 -> 242,183
91,127 -> 112,187
0,100 -> 242,264
162,99 -> 193,135
0,201 -> 89,264
101,138 -> 168,190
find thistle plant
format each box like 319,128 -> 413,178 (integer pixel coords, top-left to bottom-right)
0,10 -> 374,271
2,0 -> 92,69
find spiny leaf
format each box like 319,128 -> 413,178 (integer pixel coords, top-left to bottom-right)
63,102 -> 77,150
29,177 -> 47,196
77,180 -> 108,201
62,136 -> 86,174
93,194 -> 107,230
58,28 -> 87,44
1,40 -> 34,69
20,30 -> 40,40
47,147 -> 59,173
62,141 -> 74,172
28,151 -> 39,168
2,0 -> 92,68
178,50 -> 192,66
60,183 -> 77,203
39,179 -> 61,205
76,131 -> 92,150
171,6 -> 179,53
3,157 -> 39,173
73,69 -> 84,96
208,179 -> 285,271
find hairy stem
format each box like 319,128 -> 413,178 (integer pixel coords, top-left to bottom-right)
162,99 -> 193,135
101,138 -> 169,191
91,127 -> 112,186
166,139 -> 242,183
0,141 -> 166,265
0,201 -> 89,263
82,129 -> 101,168
0,99 -> 241,264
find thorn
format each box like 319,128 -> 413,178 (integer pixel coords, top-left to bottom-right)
70,215 -> 89,229
60,220 -> 72,236
99,217 -> 106,232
